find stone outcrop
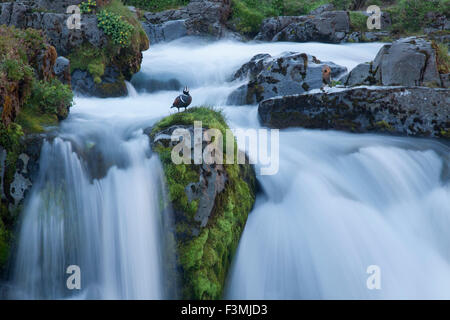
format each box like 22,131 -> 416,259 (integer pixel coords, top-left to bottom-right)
0,2 -> 108,56
151,125 -> 229,232
258,86 -> 450,139
227,51 -> 347,105
141,0 -> 238,44
0,1 -> 149,97
254,11 -> 350,43
342,37 -> 445,88
1,135 -> 44,211
147,107 -> 256,299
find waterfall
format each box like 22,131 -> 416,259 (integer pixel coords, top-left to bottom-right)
9,134 -> 168,299
5,38 -> 449,299
226,132 -> 450,299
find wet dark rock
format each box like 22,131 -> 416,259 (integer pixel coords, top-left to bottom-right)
71,67 -> 127,98
255,11 -> 350,43
441,73 -> 450,88
227,51 -> 347,105
142,19 -> 188,44
342,62 -> 376,86
54,56 -> 71,85
1,134 -> 45,211
258,86 -> 450,139
141,0 -> 236,43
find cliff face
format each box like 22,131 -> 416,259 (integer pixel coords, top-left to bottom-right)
0,25 -> 73,272
0,0 -> 149,97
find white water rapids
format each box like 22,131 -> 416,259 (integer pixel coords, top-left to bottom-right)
4,38 -> 450,299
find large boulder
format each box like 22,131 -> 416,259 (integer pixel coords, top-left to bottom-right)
142,0 -> 236,43
343,37 -> 445,88
255,11 -> 350,43
148,107 -> 256,299
258,86 -> 450,139
227,52 -> 347,105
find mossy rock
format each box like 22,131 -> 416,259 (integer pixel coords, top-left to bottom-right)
68,0 -> 149,97
149,107 -> 256,299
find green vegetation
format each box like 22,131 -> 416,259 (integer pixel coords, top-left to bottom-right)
122,0 -> 190,12
432,41 -> 450,74
151,107 -> 256,299
387,0 -> 450,34
349,11 -> 368,31
80,0 -> 97,14
16,79 -> 73,133
97,9 -> 135,47
0,25 -> 74,270
70,0 -> 149,90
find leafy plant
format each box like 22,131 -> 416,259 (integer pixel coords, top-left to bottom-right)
79,0 -> 97,14
97,9 -> 134,47
26,79 -> 73,116
349,11 -> 368,31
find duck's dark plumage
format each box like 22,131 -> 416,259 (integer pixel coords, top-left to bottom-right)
171,86 -> 192,112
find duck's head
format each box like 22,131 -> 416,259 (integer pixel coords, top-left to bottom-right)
183,86 -> 190,95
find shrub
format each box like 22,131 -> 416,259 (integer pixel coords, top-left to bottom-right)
0,58 -> 34,82
79,0 -> 97,14
349,11 -> 368,31
26,79 -> 73,116
388,0 -> 449,33
231,0 -> 266,34
97,9 -> 134,47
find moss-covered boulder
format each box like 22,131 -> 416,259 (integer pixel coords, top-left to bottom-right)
148,107 -> 256,299
0,0 -> 149,98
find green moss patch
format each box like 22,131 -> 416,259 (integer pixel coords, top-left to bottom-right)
151,107 -> 256,299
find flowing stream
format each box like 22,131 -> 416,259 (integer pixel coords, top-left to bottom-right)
5,38 -> 450,299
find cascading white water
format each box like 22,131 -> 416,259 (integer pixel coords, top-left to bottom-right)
9,131 -> 167,299
226,131 -> 450,299
6,38 -> 449,299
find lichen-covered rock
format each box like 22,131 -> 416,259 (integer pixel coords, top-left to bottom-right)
141,0 -> 238,43
258,86 -> 450,139
0,133 -> 45,272
54,56 -> 71,86
227,52 -> 347,105
342,62 -> 376,86
255,11 -> 350,43
343,37 -> 445,88
374,37 -> 442,87
148,107 -> 256,299
142,19 -> 188,44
